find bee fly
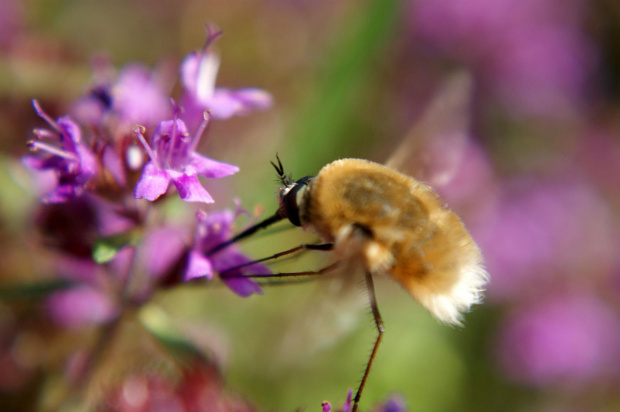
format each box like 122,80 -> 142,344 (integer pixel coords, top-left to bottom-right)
210,72 -> 488,411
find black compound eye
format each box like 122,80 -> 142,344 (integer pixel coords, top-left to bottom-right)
282,176 -> 313,226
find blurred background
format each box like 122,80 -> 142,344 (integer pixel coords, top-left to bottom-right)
1,0 -> 620,411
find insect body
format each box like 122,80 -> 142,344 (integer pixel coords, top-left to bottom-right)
277,157 -> 487,326
271,156 -> 488,411
217,72 -> 487,411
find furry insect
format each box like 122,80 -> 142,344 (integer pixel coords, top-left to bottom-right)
212,72 -> 488,411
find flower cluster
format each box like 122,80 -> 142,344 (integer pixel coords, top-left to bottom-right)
22,28 -> 273,330
10,2 -> 620,410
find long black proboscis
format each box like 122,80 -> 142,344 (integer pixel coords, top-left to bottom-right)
206,211 -> 284,256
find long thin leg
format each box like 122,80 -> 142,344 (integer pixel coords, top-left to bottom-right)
353,271 -> 385,412
221,261 -> 340,280
207,212 -> 283,256
219,243 -> 333,276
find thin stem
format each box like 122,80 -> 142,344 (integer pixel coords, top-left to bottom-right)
68,204 -> 152,407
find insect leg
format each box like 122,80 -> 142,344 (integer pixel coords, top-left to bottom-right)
218,243 -> 334,276
353,271 -> 385,412
207,212 -> 284,256
221,261 -> 339,281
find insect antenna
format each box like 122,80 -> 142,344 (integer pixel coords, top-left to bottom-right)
271,153 -> 293,186
208,155 -> 296,257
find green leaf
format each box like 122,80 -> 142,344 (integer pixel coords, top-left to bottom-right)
92,240 -> 121,264
92,231 -> 140,264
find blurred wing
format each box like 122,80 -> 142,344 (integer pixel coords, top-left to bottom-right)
275,257 -> 368,365
385,70 -> 474,188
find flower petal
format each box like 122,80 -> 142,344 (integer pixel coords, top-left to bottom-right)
196,53 -> 220,103
205,89 -> 244,119
190,154 -> 239,178
171,173 -> 214,203
181,52 -> 220,103
215,250 -> 268,297
206,87 -> 272,119
75,144 -> 97,181
343,389 -> 353,412
44,183 -> 81,204
185,250 -> 214,281
112,64 -> 171,126
134,162 -> 171,201
180,52 -> 201,93
232,88 -> 273,110
222,277 -> 263,297
57,116 -> 82,145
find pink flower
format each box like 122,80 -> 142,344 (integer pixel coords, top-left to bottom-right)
23,101 -> 97,203
133,115 -> 238,203
185,207 -> 269,297
112,64 -> 172,127
180,27 -> 272,122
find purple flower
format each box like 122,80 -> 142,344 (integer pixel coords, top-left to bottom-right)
185,206 -> 269,297
133,115 -> 238,203
322,389 -> 353,412
180,27 -> 272,122
371,396 -> 407,412
112,64 -> 172,127
23,100 -> 97,203
497,293 -> 620,386
343,389 -> 353,412
71,61 -> 171,132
